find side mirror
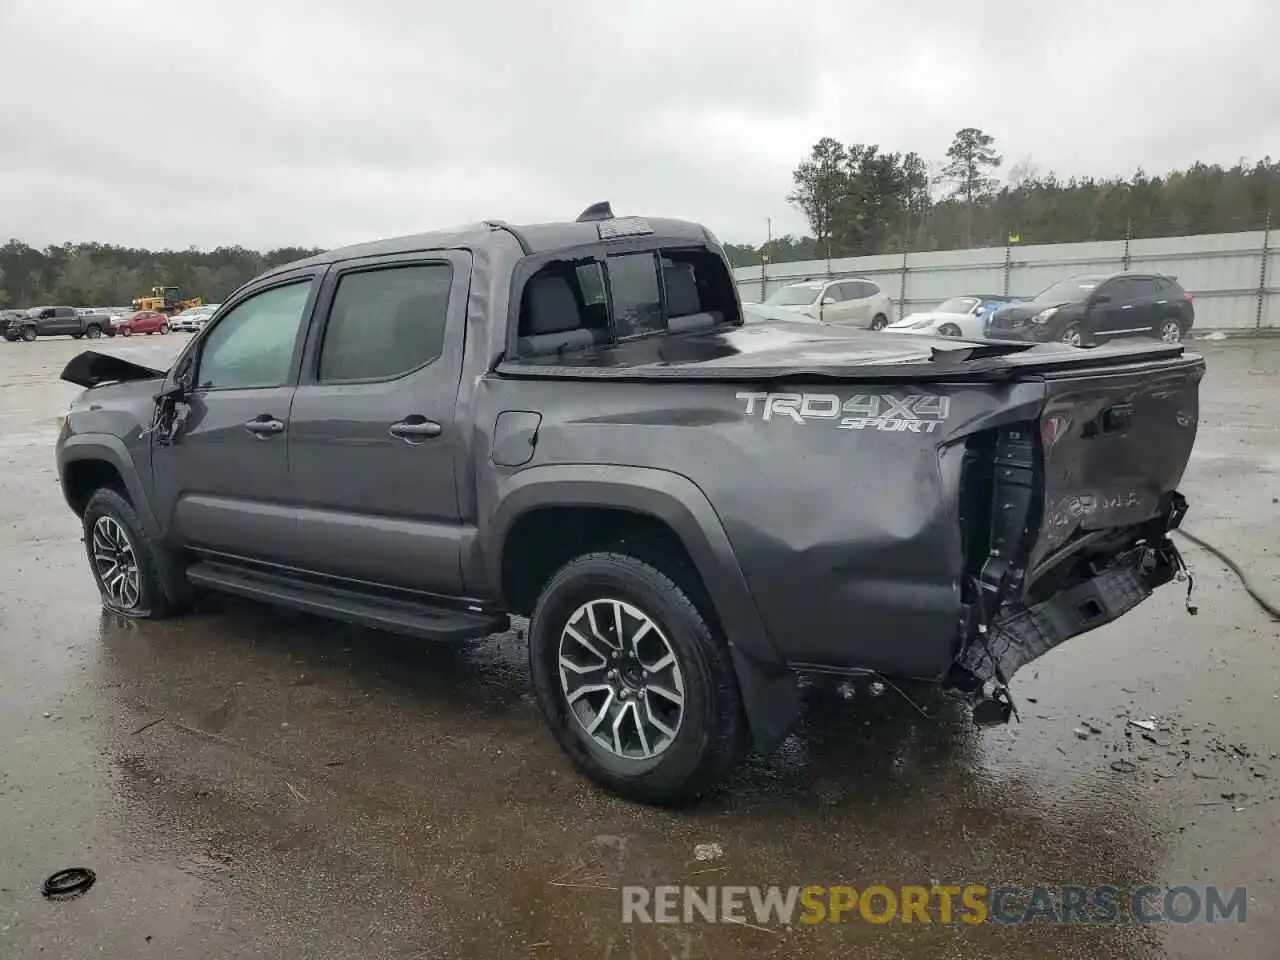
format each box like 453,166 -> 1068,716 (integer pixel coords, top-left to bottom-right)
975,305 -> 986,316
1092,293 -> 1111,305
822,297 -> 837,306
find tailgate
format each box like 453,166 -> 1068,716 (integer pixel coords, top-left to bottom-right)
1028,356 -> 1202,585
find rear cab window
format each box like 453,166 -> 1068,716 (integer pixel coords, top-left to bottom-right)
514,244 -> 741,356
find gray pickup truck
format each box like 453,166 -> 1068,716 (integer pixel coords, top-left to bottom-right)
54,203 -> 1202,804
3,305 -> 115,341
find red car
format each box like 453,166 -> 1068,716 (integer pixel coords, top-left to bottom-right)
112,310 -> 171,336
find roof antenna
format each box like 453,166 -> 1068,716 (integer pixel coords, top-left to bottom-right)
576,201 -> 614,223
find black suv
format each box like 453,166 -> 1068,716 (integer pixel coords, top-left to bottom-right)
985,273 -> 1195,346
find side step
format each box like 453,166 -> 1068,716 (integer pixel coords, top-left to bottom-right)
185,562 -> 509,642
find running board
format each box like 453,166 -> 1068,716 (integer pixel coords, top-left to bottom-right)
185,562 -> 509,642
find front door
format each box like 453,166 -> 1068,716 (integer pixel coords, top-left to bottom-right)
150,273 -> 321,563
287,251 -> 471,597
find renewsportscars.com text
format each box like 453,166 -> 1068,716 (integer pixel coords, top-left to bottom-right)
620,884 -> 1248,926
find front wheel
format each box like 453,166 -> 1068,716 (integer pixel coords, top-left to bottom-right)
20,326 -> 37,342
870,314 -> 888,331
1060,323 -> 1084,347
160,323 -> 170,334
82,488 -> 192,619
528,551 -> 749,806
1157,318 -> 1183,343
120,327 -> 132,337
938,323 -> 962,337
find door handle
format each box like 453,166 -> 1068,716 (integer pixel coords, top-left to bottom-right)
388,417 -> 442,441
244,416 -> 285,437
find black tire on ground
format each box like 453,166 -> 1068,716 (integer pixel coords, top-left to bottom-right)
1060,322 -> 1085,347
938,323 -> 962,337
73,333 -> 83,340
120,327 -> 132,337
870,314 -> 888,330
81,487 -> 193,619
85,324 -> 102,339
1156,317 -> 1183,343
160,323 -> 169,334
528,551 -> 749,806
20,326 -> 37,342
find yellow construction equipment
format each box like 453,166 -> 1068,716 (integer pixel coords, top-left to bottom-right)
131,286 -> 204,315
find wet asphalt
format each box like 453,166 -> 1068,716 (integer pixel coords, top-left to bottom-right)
0,333 -> 1277,960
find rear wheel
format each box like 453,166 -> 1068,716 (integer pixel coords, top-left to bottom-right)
938,323 -> 962,337
1157,318 -> 1182,343
85,324 -> 102,339
528,551 -> 748,806
82,488 -> 192,619
870,314 -> 888,331
20,326 -> 37,342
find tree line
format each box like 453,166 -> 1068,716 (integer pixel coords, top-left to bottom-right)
0,241 -> 323,310
724,129 -> 1279,268
3,131 -> 1278,307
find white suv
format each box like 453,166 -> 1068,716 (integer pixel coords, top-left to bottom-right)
748,278 -> 893,329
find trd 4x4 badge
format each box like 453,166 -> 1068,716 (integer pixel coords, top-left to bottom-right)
735,392 -> 952,433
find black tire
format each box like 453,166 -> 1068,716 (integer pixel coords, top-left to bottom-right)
1156,317 -> 1183,343
1060,322 -> 1085,347
870,314 -> 888,331
20,326 -> 37,342
120,327 -> 132,337
160,323 -> 170,334
528,551 -> 749,806
73,333 -> 84,340
85,324 -> 102,339
82,487 -> 193,619
938,323 -> 962,337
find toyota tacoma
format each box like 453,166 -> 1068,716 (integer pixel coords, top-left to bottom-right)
55,203 -> 1203,805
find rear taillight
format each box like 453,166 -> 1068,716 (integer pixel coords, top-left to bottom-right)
1184,292 -> 1194,302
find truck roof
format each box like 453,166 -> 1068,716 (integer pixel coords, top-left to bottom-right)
261,209 -> 716,280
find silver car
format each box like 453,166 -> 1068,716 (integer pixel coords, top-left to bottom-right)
744,278 -> 893,330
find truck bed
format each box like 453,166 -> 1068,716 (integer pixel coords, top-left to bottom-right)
496,320 -> 1194,383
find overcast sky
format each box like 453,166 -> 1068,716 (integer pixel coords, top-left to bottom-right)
2,0 -> 1277,251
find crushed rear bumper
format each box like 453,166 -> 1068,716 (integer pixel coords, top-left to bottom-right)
961,536 -> 1187,684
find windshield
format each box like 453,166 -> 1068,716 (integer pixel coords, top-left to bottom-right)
1033,278 -> 1100,304
764,284 -> 822,306
935,297 -> 980,314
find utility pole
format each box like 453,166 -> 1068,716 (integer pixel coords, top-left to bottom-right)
760,217 -> 773,302
1258,209 -> 1271,330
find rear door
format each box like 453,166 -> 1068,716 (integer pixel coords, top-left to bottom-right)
287,250 -> 471,596
150,271 -> 322,562
1087,278 -> 1134,338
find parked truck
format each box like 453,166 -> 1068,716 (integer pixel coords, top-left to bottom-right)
55,203 -> 1202,805
3,305 -> 115,341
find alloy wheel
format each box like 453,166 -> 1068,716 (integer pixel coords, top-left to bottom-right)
1061,326 -> 1083,347
1159,319 -> 1182,343
558,598 -> 685,760
91,515 -> 141,609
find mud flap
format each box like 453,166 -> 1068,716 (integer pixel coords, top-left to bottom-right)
728,647 -> 801,756
963,538 -> 1190,685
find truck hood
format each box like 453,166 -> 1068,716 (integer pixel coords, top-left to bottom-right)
498,318 -> 1192,382
60,348 -> 172,388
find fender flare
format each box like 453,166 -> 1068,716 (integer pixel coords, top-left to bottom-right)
485,465 -> 800,754
58,434 -> 162,540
